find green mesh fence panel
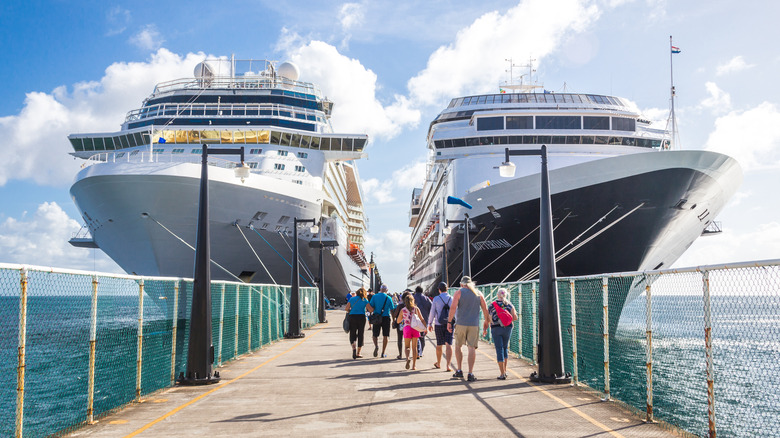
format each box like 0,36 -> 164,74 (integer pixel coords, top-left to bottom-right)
218,283 -> 236,364
23,271 -> 92,436
140,279 -> 176,396
0,268 -> 20,437
605,276 -> 644,414
237,285 -> 250,355
249,287 -> 261,350
520,282 -> 535,362
557,279 -> 574,377
574,278 -> 605,391
508,283 -> 522,359
174,281 -> 193,378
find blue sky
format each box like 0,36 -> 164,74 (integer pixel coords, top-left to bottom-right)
1,0 -> 778,291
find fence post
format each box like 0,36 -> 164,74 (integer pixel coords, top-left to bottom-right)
570,279 -> 578,386
532,281 -> 538,365
217,283 -> 225,366
247,286 -> 252,352
234,285 -> 240,357
170,280 -> 180,386
602,276 -> 610,401
136,279 -> 145,401
517,284 -> 523,359
16,268 -> 28,438
703,270 -> 717,438
87,275 -> 99,424
645,275 -> 654,423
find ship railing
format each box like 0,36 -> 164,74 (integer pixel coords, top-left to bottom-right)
151,76 -> 321,97
125,102 -> 323,124
1,262 -> 320,437
471,258 -> 780,438
80,151 -> 247,171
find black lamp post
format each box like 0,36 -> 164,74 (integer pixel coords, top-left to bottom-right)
500,145 -> 569,384
286,217 -> 316,338
431,243 -> 448,287
180,144 -> 249,386
445,214 -> 472,279
369,252 -> 376,292
309,236 -> 338,324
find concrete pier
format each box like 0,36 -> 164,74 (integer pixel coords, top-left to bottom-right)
68,311 -> 678,437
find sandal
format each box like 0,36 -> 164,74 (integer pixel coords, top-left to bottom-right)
433,363 -> 440,369
405,359 -> 411,370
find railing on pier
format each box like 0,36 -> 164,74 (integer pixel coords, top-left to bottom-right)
476,259 -> 780,438
0,263 -> 320,438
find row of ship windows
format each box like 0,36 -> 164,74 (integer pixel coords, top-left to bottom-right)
448,93 -> 624,108
70,129 -> 367,153
433,135 -> 666,149
159,148 -> 309,159
476,115 -> 636,131
131,105 -> 324,123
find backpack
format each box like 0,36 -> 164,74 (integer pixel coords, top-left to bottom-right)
437,294 -> 452,326
492,301 -> 513,327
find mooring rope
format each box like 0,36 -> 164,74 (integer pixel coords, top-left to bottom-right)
248,226 -> 314,287
236,224 -> 284,293
276,231 -> 317,286
500,211 -> 573,283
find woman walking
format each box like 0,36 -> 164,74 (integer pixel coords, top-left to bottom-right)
488,287 -> 518,379
345,287 -> 369,359
395,293 -> 427,370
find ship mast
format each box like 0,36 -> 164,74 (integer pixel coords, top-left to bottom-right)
500,57 -> 542,93
667,36 -> 681,150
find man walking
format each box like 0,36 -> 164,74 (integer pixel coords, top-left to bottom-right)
427,282 -> 453,371
447,276 -> 489,382
412,286 -> 432,358
367,284 -> 395,358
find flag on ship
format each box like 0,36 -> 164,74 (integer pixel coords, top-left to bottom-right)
671,46 -> 681,54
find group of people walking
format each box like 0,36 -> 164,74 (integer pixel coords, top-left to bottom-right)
344,276 -> 518,381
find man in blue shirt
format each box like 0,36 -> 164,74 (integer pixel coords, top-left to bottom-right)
367,284 -> 395,358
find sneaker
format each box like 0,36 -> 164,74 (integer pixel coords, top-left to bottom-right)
497,375 -> 506,380
373,346 -> 379,357
452,370 -> 463,378
381,354 -> 387,358
467,373 -> 477,382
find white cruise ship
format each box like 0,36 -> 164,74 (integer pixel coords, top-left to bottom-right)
408,86 -> 742,300
68,58 -> 371,299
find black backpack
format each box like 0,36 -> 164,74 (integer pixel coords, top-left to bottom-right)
437,294 -> 452,326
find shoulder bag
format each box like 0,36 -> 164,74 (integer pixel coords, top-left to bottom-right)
369,295 -> 389,326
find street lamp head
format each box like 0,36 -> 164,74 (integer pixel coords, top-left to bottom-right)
330,247 -> 338,255
442,226 -> 452,236
499,161 -> 516,178
310,224 -> 319,234
234,162 -> 250,182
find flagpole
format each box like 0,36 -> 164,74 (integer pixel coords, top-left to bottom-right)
669,35 -> 677,150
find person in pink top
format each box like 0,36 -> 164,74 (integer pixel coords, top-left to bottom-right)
395,294 -> 427,370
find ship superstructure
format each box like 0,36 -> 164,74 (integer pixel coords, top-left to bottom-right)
69,58 -> 371,298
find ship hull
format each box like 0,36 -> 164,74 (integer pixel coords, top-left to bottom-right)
70,162 -> 366,301
408,150 -> 742,294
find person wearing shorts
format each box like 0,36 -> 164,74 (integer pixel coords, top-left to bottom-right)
395,294 -> 427,370
446,276 -> 489,382
427,282 -> 453,371
367,284 -> 394,358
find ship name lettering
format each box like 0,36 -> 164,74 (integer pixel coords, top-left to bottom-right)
471,239 -> 511,250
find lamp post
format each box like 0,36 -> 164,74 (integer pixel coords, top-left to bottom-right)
431,243 -> 448,287
309,237 -> 338,324
286,217 -> 317,338
180,144 -> 249,386
499,145 -> 569,384
369,253 -> 376,292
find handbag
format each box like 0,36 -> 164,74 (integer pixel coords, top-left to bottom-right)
342,313 -> 350,333
410,309 -> 427,332
369,295 -> 389,326
492,301 -> 513,327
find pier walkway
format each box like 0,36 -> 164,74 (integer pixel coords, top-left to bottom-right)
68,311 -> 677,438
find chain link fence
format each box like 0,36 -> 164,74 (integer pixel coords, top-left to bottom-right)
1,263 -> 320,437
475,259 -> 780,438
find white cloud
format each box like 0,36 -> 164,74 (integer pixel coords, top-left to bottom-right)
0,202 -> 122,272
704,102 -> 780,170
699,81 -> 731,114
0,49 -> 206,187
360,160 -> 426,204
129,24 -> 165,51
106,6 -> 131,36
281,39 -> 421,140
716,55 -> 754,76
406,0 -> 600,108
339,3 -> 365,30
364,228 -> 410,291
674,221 -> 780,268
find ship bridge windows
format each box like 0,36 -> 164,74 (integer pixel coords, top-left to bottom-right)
535,116 -> 581,130
433,135 -> 662,149
583,116 -> 610,130
611,117 -> 636,131
506,116 -> 533,129
476,116 -> 504,131
250,148 -> 262,154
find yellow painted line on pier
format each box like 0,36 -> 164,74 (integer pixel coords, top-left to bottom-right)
477,348 -> 625,438
124,324 -> 327,438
